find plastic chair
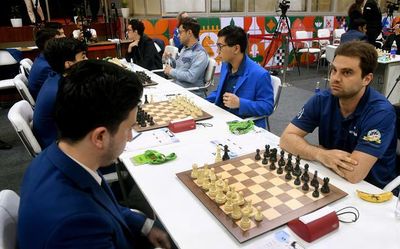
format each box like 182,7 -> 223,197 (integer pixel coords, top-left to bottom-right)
244,75 -> 283,131
295,31 -> 322,70
316,28 -> 331,70
0,189 -> 19,249
0,51 -> 17,66
333,29 -> 346,45
186,57 -> 217,92
164,45 -> 179,60
383,139 -> 400,192
13,74 -> 35,108
169,38 -> 175,47
19,58 -> 33,78
8,100 -> 41,157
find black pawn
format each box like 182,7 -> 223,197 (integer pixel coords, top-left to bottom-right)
263,144 -> 270,158
255,149 -> 261,160
285,160 -> 292,172
311,170 -> 319,187
302,180 -> 309,191
140,118 -> 147,127
278,157 -> 285,167
294,174 -> 301,186
285,169 -> 292,180
301,164 -> 310,182
277,164 -> 283,174
269,161 -> 276,170
296,155 -> 301,165
312,185 -> 320,198
222,145 -> 230,161
144,94 -> 149,104
149,117 -> 155,126
321,177 -> 330,194
293,162 -> 301,177
262,154 -> 268,165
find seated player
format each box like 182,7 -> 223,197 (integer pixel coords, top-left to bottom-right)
340,18 -> 368,44
18,60 -> 171,249
172,11 -> 189,51
382,16 -> 400,53
125,19 -> 162,71
44,22 -> 66,38
280,41 -> 397,189
206,25 -> 274,129
163,17 -> 209,97
33,37 -> 88,149
72,17 -> 98,43
28,28 -> 61,100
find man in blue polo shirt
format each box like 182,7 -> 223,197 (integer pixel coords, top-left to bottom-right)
280,41 -> 397,189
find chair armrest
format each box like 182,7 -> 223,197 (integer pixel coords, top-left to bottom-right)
383,176 -> 400,192
150,69 -> 164,73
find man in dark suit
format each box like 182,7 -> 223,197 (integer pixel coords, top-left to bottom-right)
18,60 -> 171,249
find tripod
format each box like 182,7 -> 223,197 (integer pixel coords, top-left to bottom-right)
263,12 -> 300,86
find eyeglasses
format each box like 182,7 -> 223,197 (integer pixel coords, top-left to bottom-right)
178,29 -> 186,34
216,43 -> 228,50
126,29 -> 134,33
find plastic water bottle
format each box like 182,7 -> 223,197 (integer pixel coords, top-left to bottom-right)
395,191 -> 400,218
315,81 -> 320,93
390,44 -> 397,59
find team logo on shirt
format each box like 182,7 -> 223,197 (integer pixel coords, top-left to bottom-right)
297,108 -> 304,119
362,129 -> 381,144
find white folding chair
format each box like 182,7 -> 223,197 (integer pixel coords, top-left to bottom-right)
324,45 -> 338,87
13,74 -> 35,108
0,189 -> 19,249
333,29 -> 346,45
169,38 -> 175,47
295,31 -> 321,70
317,28 -> 331,70
8,100 -> 42,157
19,58 -> 33,78
186,57 -> 217,92
244,75 -> 283,131
164,45 -> 179,60
383,139 -> 400,192
0,50 -> 18,91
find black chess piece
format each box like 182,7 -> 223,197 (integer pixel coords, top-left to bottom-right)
255,149 -> 261,160
269,161 -> 276,170
285,160 -> 293,172
277,164 -> 283,174
311,170 -> 318,187
149,116 -> 155,126
302,180 -> 309,191
262,154 -> 268,165
144,94 -> 149,104
293,162 -> 301,177
321,177 -> 330,194
296,155 -> 301,165
294,174 -> 301,186
278,157 -> 285,167
285,169 -> 292,180
301,164 -> 309,181
140,117 -> 147,127
280,149 -> 285,158
312,185 -> 320,198
263,144 -> 270,158
222,145 -> 230,161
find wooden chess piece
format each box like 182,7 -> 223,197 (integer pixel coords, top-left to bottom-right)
254,206 -> 264,222
191,163 -> 199,179
222,145 -> 230,161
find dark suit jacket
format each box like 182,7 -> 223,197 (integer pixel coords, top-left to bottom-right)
206,55 -> 274,128
18,143 -> 147,249
125,34 -> 162,71
28,53 -> 54,100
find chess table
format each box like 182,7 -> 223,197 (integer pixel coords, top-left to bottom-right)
177,150 -> 347,243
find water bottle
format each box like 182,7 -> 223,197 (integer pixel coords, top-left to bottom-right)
315,81 -> 320,93
395,191 -> 400,218
390,44 -> 397,59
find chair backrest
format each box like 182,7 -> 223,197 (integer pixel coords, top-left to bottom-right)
153,38 -> 165,57
317,28 -> 331,47
325,45 -> 337,64
295,31 -> 311,48
19,58 -> 33,78
164,45 -> 179,59
270,75 -> 282,112
333,29 -> 346,45
169,38 -> 174,47
8,100 -> 42,157
204,57 -> 217,87
0,189 -> 20,249
0,51 -> 17,66
13,74 -> 35,108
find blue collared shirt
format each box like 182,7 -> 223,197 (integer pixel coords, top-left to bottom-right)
291,87 -> 397,189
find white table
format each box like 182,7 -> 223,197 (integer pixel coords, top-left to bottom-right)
120,65 -> 400,249
372,55 -> 400,104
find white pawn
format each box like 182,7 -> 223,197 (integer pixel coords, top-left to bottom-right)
239,210 -> 251,230
202,177 -> 210,191
231,203 -> 242,220
196,169 -> 204,186
215,188 -> 226,204
203,164 -> 210,178
209,168 -> 217,181
215,146 -> 222,163
191,163 -> 199,179
223,179 -> 229,193
254,206 -> 264,222
237,191 -> 245,206
224,194 -> 233,213
208,178 -> 217,199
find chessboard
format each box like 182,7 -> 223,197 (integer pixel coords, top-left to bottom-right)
176,148 -> 348,243
133,95 -> 213,132
136,71 -> 158,87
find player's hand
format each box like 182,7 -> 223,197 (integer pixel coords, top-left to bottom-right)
222,92 -> 240,109
128,40 -> 139,52
147,227 -> 171,249
315,149 -> 358,177
164,64 -> 173,75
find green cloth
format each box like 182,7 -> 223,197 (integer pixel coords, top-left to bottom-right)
227,120 -> 255,135
132,150 -> 177,165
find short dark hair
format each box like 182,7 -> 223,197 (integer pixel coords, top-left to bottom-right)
180,17 -> 200,39
55,60 -> 143,142
34,28 -> 59,51
334,40 -> 378,78
44,22 -> 63,30
177,11 -> 188,27
43,37 -> 87,73
217,25 -> 248,53
128,19 -> 145,36
351,18 -> 367,30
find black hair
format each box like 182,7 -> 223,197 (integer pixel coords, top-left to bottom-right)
180,17 -> 200,39
217,25 -> 248,53
34,28 -> 59,51
351,18 -> 367,30
55,60 -> 143,142
128,19 -> 145,36
43,37 -> 87,74
44,22 -> 63,30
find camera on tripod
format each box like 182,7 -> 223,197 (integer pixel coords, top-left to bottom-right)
279,0 -> 290,14
387,0 -> 400,16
